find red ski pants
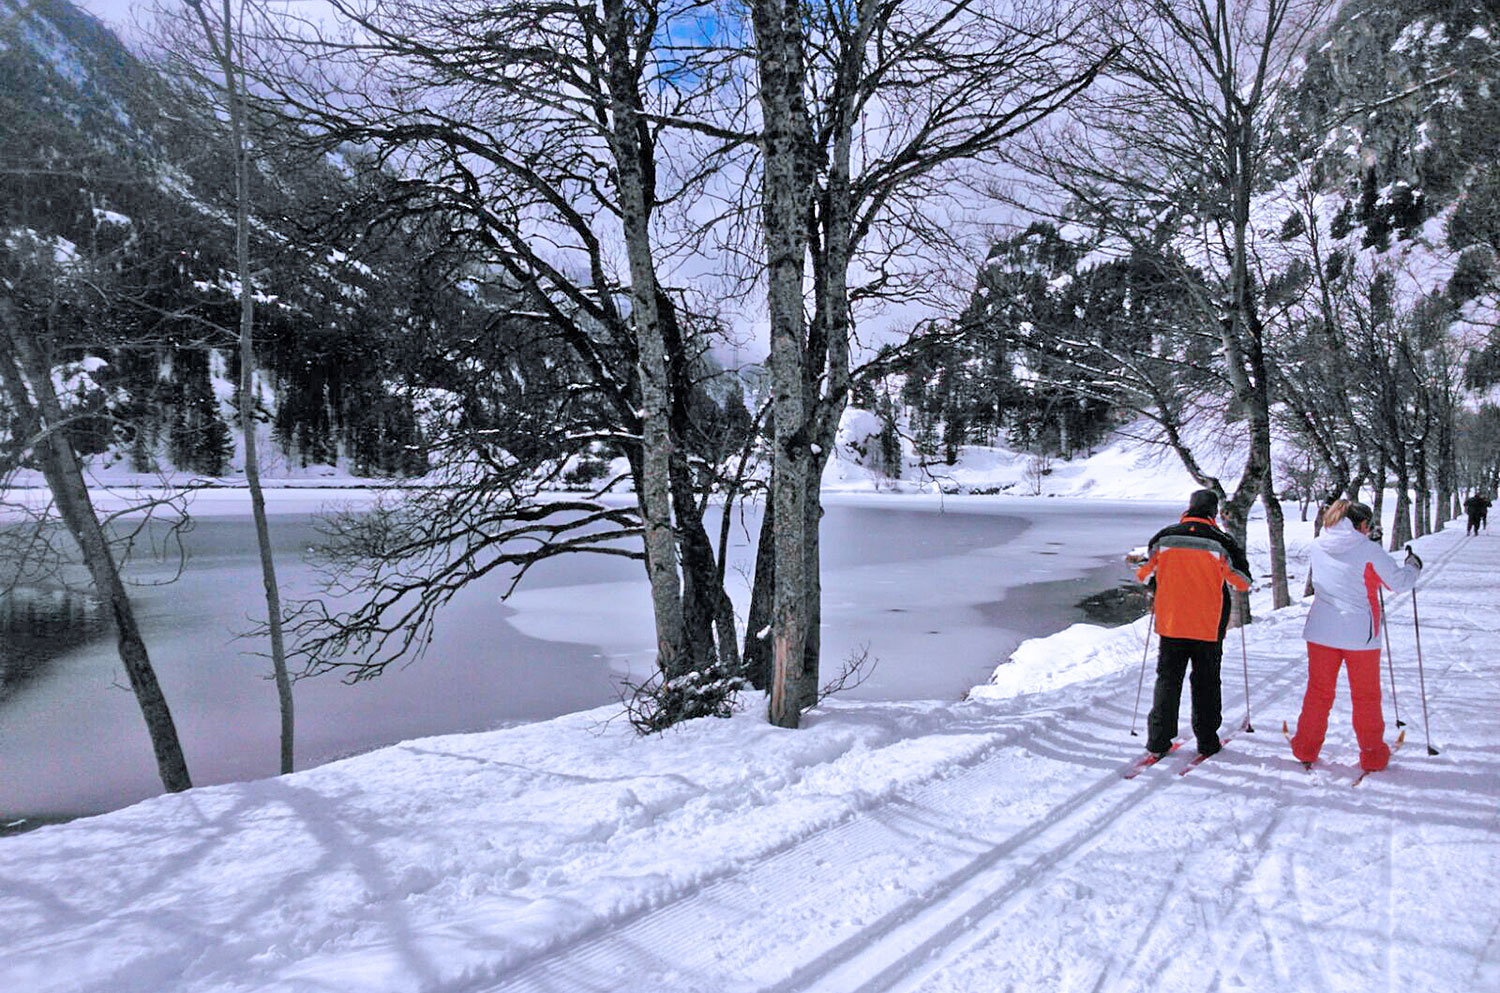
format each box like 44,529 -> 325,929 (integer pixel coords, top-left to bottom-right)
1290,642 -> 1390,771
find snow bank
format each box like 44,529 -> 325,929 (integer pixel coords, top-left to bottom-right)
823,413 -> 1238,501
970,620 -> 1147,701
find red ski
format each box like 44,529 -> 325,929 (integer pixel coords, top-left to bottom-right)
1177,738 -> 1230,776
1123,742 -> 1182,779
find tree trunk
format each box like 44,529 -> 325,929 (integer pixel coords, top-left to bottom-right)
1239,268 -> 1286,611
797,474 -> 822,711
1371,462 -> 1387,534
1413,438 -> 1431,538
1304,500 -> 1321,598
752,0 -> 812,728
768,342 -> 808,728
193,0 -> 295,774
1351,458 -> 1370,503
603,0 -> 688,680
1,305 -> 192,793
657,291 -> 733,672
791,1 -> 867,707
1218,503 -> 1252,627
714,585 -> 740,676
1437,396 -> 1455,530
1390,467 -> 1413,550
669,454 -> 722,668
1261,480 -> 1290,610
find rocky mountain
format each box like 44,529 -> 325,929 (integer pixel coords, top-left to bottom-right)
887,0 -> 1500,482
0,0 -> 477,478
1279,0 -> 1500,376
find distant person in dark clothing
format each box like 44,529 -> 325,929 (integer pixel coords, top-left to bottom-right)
1464,493 -> 1490,536
1135,489 -> 1253,758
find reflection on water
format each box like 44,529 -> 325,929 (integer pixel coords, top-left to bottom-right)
0,589 -> 108,703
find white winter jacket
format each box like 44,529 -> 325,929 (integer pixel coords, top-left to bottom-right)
1303,519 -> 1421,651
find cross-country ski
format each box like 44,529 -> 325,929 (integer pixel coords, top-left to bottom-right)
1353,729 -> 1408,787
1177,737 -> 1232,775
1123,741 -> 1182,778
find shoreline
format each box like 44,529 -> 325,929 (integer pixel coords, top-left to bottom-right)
1,497 -> 1164,826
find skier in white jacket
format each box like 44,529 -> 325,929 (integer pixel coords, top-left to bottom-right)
1289,499 -> 1422,772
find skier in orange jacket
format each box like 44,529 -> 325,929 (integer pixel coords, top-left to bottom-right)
1135,489 -> 1252,758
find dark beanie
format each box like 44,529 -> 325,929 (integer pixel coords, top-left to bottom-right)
1187,489 -> 1219,518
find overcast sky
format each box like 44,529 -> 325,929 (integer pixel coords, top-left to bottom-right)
75,0 -> 135,30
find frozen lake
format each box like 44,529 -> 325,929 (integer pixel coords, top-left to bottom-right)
0,492 -> 1176,820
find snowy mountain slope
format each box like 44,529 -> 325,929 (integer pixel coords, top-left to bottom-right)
1,0 -> 474,478
1,522 -> 1494,993
882,0 -> 1500,515
827,407 -> 1275,503
1263,0 -> 1500,362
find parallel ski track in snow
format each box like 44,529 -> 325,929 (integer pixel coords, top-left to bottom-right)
476,534 -> 1471,993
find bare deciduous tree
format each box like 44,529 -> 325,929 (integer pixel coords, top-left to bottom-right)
227,0 -> 756,726
0,275 -> 192,793
178,0 -> 295,774
747,0 -> 1112,725
1015,0 -> 1338,615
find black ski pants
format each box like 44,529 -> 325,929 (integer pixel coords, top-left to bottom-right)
1145,636 -> 1223,755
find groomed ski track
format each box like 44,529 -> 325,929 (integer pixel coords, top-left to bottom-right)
485,526 -> 1499,993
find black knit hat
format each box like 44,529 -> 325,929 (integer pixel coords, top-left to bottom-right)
1187,489 -> 1219,519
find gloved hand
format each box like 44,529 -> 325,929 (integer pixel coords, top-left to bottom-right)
1405,545 -> 1423,569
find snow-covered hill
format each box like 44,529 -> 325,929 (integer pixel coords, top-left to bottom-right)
829,406 -> 1266,503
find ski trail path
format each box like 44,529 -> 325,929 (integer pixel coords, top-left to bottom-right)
482,527 -> 1500,993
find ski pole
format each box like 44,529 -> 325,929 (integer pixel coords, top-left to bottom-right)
1130,607 -> 1154,737
1378,589 -> 1405,727
1407,547 -> 1439,755
1238,596 -> 1254,732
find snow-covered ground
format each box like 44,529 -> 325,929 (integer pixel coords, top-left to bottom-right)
825,410 -> 1208,500
3,510 -> 1495,992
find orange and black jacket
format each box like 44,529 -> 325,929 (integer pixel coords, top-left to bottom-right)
1135,515 -> 1252,642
